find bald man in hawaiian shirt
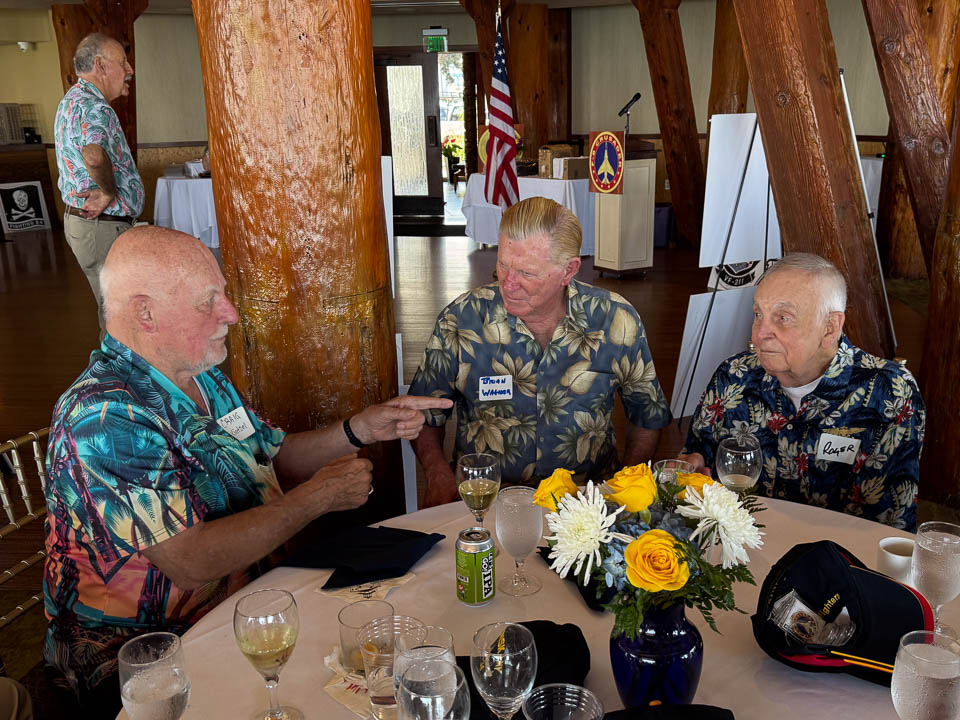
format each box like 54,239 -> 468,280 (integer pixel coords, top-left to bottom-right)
409,197 -> 671,507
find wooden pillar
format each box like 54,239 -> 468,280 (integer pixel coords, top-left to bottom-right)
547,8 -> 572,142
460,0 -> 514,114
862,0 -> 951,274
192,0 -> 402,521
507,4 -> 550,154
632,0 -> 706,247
463,52 -> 479,175
706,0 -> 748,160
920,87 -> 960,507
51,1 -> 147,158
475,53 -> 487,128
732,0 -> 894,358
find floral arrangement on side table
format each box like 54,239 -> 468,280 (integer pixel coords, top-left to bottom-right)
533,463 -> 764,706
441,135 -> 463,160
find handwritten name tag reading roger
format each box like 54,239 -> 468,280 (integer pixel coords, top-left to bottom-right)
478,374 -> 513,401
816,433 -> 861,464
216,407 -> 255,440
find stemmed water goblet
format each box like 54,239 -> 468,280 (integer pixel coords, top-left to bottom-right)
470,622 -> 538,720
234,589 -> 302,720
118,632 -> 191,720
911,521 -> 960,631
716,435 -> 762,492
457,453 -> 501,530
495,486 -> 543,596
397,659 -> 471,720
890,630 -> 960,720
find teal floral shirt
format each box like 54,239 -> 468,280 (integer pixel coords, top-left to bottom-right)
683,337 -> 925,530
54,78 -> 144,216
43,335 -> 285,694
409,280 -> 671,483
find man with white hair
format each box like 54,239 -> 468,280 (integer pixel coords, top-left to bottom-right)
54,32 -> 144,332
681,253 -> 925,530
42,227 -> 451,711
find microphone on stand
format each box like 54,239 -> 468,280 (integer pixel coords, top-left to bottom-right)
618,92 -> 642,117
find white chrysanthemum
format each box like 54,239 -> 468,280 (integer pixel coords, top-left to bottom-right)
545,481 -> 633,579
675,483 -> 763,569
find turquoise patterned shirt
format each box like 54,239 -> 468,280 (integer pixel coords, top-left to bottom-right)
54,78 -> 144,217
409,279 -> 671,484
43,335 -> 285,694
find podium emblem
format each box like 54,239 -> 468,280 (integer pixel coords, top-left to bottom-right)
589,131 -> 624,194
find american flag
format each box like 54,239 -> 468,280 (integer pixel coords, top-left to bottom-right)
484,12 -> 518,209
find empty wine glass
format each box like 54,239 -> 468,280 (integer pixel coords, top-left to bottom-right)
653,459 -> 695,487
495,486 -> 543,596
890,630 -> 960,720
118,632 -> 191,720
457,453 -> 501,529
716,436 -> 762,492
397,659 -> 471,720
470,622 -> 538,720
911,522 -> 960,630
234,589 -> 302,720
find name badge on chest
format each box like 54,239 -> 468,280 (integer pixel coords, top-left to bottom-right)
478,374 -> 513,401
217,407 -> 256,440
815,432 -> 861,465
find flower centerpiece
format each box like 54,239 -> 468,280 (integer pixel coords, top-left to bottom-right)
441,135 -> 463,161
534,463 -> 764,707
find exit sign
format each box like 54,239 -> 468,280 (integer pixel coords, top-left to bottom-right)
423,28 -> 448,53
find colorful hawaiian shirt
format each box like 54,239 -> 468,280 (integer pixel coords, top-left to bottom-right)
43,335 -> 285,695
683,336 -> 925,530
54,78 -> 144,217
409,279 -> 671,484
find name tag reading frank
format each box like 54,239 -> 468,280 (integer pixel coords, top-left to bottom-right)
217,407 -> 256,440
478,374 -> 513,401
816,433 -> 861,465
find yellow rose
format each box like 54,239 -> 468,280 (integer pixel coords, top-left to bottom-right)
532,468 -> 578,511
675,472 -> 716,500
604,463 -> 657,513
624,529 -> 690,592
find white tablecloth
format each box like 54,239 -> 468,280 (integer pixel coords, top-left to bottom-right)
124,498 -> 952,720
463,174 -> 596,255
154,177 -> 219,249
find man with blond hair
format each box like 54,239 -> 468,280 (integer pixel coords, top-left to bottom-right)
410,196 -> 670,506
681,253 -> 925,529
42,227 -> 451,711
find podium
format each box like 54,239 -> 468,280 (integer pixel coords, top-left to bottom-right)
593,156 -> 656,273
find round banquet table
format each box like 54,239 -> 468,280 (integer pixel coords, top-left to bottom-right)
119,498 -> 953,720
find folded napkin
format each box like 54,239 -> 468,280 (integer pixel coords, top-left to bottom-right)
282,525 -> 444,589
456,620 -> 590,720
536,547 -> 615,612
604,706 -> 735,720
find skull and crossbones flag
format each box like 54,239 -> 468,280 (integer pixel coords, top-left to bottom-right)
0,181 -> 50,234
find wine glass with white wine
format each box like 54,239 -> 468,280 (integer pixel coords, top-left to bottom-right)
234,589 -> 302,720
457,453 -> 501,530
716,436 -> 762,493
118,632 -> 191,720
890,630 -> 960,720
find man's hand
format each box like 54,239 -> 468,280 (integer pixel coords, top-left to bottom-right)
73,188 -> 115,219
291,454 -> 373,515
678,452 -> 710,476
350,395 -> 453,444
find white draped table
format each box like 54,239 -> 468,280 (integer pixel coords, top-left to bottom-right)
120,498 -> 949,720
154,177 -> 219,250
463,174 -> 596,255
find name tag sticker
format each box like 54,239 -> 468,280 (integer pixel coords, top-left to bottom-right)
217,408 -> 256,440
478,374 -> 513,401
816,433 -> 861,465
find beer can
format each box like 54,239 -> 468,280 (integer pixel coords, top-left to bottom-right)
456,527 -> 495,606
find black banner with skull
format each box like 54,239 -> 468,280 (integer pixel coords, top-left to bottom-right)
0,181 -> 50,234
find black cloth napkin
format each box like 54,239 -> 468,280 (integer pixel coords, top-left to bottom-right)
456,620 -> 590,720
537,546 -> 616,612
604,706 -> 735,720
281,525 -> 444,589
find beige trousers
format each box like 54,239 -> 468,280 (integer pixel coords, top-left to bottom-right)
0,679 -> 32,720
63,212 -> 133,331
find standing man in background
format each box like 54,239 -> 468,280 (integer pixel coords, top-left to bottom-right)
54,32 -> 143,332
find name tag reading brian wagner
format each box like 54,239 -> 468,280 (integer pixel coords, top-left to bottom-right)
815,433 -> 861,465
478,374 -> 513,401
217,407 -> 256,440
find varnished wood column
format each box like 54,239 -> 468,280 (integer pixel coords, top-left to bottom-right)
632,0 -> 706,246
192,0 -> 402,519
732,0 -> 894,357
706,0 -> 748,160
508,4 -> 550,154
463,52 -> 479,175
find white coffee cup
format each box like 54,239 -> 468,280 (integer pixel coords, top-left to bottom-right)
877,536 -> 915,583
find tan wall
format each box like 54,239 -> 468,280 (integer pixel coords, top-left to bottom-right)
371,14 -> 477,48
0,11 -> 63,144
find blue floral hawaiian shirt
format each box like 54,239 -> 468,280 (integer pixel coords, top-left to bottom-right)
683,336 -> 925,530
43,335 -> 285,695
409,279 -> 671,484
54,78 -> 144,217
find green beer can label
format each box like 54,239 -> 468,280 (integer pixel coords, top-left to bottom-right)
456,527 -> 495,606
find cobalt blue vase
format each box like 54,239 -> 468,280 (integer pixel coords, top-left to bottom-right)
609,603 -> 704,707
